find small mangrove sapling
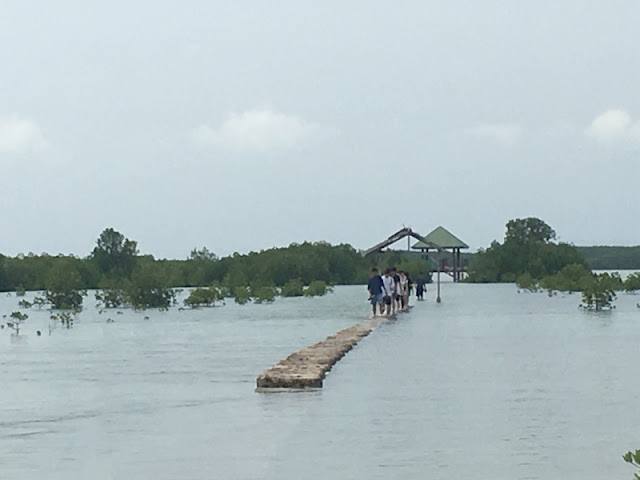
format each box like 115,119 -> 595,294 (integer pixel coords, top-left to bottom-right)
7,311 -> 28,335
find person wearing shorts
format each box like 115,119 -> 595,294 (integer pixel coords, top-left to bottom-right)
382,268 -> 396,315
367,267 -> 384,316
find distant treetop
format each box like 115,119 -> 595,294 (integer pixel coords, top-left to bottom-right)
505,217 -> 556,244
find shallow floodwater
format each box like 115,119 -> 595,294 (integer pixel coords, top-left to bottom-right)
1,281 -> 640,480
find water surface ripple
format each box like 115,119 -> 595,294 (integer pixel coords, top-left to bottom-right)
1,283 -> 639,479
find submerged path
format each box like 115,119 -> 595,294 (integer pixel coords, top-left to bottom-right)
256,316 -> 389,390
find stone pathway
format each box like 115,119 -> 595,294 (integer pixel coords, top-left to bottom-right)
256,317 -> 392,390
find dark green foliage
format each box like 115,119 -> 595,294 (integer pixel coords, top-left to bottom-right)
281,279 -> 304,297
232,286 -> 251,305
95,275 -> 129,308
304,280 -> 330,297
579,273 -> 619,311
189,247 -> 217,261
515,272 -> 537,291
0,229 -> 387,294
538,263 -> 593,293
0,255 -> 8,292
215,242 -> 371,288
467,218 -> 588,283
185,247 -> 218,285
45,258 -> 86,310
184,285 -> 224,307
15,285 -> 26,296
623,272 -> 640,292
622,449 -> 640,479
222,268 -> 248,291
91,228 -> 139,279
578,246 -> 640,269
125,260 -> 175,310
249,282 -> 278,303
505,217 -> 556,244
467,241 -> 502,283
0,227 -> 475,297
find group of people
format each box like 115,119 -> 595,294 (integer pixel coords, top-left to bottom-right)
367,267 -> 426,316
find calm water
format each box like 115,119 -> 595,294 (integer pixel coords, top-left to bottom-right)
1,281 -> 640,480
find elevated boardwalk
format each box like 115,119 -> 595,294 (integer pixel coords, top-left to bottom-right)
256,316 -> 389,390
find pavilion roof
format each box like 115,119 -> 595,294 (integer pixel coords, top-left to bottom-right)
412,226 -> 469,250
363,227 -> 442,256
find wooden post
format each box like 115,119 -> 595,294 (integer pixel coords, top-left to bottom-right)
436,259 -> 442,303
451,249 -> 456,282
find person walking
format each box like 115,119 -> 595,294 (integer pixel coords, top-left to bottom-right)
367,267 -> 385,316
398,271 -> 409,311
390,267 -> 402,312
416,273 -> 427,300
382,268 -> 396,315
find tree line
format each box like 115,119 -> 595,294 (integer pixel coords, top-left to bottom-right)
466,217 -> 640,310
0,228 -> 433,310
466,217 -> 587,283
575,246 -> 640,270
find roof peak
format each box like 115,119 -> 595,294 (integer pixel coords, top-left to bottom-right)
412,226 -> 469,249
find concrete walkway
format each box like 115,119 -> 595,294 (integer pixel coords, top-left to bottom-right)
256,315 -> 391,391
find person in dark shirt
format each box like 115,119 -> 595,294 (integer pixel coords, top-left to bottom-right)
367,267 -> 384,316
416,273 -> 427,300
391,267 -> 402,311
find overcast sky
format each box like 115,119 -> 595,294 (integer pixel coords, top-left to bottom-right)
1,1 -> 639,259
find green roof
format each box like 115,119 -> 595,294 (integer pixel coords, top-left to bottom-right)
412,226 -> 469,250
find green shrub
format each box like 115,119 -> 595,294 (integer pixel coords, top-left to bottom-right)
184,285 -> 224,307
539,263 -> 593,293
252,285 -> 277,303
8,311 -> 28,335
622,449 -> 640,479
304,280 -> 330,297
624,272 -> 640,293
232,286 -> 251,305
125,262 -> 175,311
515,272 -> 538,291
95,276 -> 129,308
580,273 -> 618,311
281,279 -> 304,297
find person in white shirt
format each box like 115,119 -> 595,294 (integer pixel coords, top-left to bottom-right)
381,268 -> 395,315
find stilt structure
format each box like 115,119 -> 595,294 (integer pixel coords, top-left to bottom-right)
411,226 -> 469,282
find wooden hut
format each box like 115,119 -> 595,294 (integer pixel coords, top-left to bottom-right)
412,226 -> 469,282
